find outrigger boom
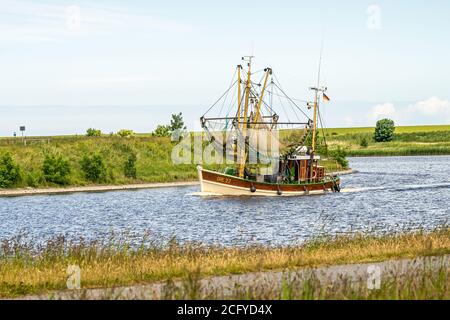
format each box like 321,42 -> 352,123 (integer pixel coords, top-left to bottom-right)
198,55 -> 341,196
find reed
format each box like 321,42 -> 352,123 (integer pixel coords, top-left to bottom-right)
0,228 -> 448,298
163,258 -> 449,300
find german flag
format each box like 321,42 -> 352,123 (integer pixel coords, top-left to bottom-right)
323,93 -> 330,102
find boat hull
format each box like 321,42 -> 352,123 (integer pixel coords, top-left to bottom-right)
197,166 -> 340,196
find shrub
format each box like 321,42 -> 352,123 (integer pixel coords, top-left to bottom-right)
329,146 -> 349,169
124,152 -> 137,178
80,154 -> 107,182
360,137 -> 369,148
42,154 -> 71,185
152,125 -> 171,137
374,119 -> 395,142
86,128 -> 102,137
25,171 -> 41,188
0,153 -> 21,188
117,129 -> 135,138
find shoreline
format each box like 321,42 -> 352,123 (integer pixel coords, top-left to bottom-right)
0,169 -> 355,197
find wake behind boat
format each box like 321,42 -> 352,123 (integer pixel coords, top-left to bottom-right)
198,56 -> 340,196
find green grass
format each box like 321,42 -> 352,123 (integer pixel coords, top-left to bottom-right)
320,125 -> 450,157
0,136 -> 200,188
324,124 -> 450,135
281,124 -> 450,156
0,228 -> 448,298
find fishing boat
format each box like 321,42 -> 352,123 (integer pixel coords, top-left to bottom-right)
197,56 -> 340,196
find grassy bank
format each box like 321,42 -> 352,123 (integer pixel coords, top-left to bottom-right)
0,228 -> 448,298
0,136 -> 198,188
0,134 -> 344,190
1,124 -> 449,189
323,125 -> 450,156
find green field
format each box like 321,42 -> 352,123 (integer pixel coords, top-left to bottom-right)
324,124 -> 450,135
321,125 -> 450,156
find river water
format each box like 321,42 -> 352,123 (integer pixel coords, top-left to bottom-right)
0,156 -> 449,246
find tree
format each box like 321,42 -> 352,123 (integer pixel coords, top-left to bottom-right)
152,113 -> 187,138
86,128 -> 102,137
374,118 -> 395,142
42,154 -> 71,185
0,153 -> 21,188
80,154 -> 107,182
170,112 -> 187,131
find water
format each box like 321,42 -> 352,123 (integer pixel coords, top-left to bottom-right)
0,156 -> 449,246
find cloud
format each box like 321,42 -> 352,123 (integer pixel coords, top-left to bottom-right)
368,102 -> 397,121
407,97 -> 450,116
0,0 -> 194,43
365,97 -> 450,126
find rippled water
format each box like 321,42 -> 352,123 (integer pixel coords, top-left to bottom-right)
0,156 -> 449,246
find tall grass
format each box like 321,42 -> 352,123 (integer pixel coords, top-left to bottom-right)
161,258 -> 449,300
0,228 -> 448,298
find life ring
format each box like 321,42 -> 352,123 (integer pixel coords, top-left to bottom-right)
311,170 -> 317,179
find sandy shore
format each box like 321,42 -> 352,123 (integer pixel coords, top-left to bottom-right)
0,169 -> 354,197
0,181 -> 200,197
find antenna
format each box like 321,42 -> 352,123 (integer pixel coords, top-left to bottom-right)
242,55 -> 254,68
317,39 -> 323,88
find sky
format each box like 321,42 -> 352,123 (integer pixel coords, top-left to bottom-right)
0,0 -> 450,136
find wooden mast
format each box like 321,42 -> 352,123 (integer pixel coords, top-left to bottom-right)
253,68 -> 272,126
236,65 -> 242,129
238,56 -> 253,178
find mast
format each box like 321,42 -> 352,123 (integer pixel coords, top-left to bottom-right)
238,56 -> 253,178
308,44 -> 327,181
236,65 -> 242,129
253,68 -> 272,126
